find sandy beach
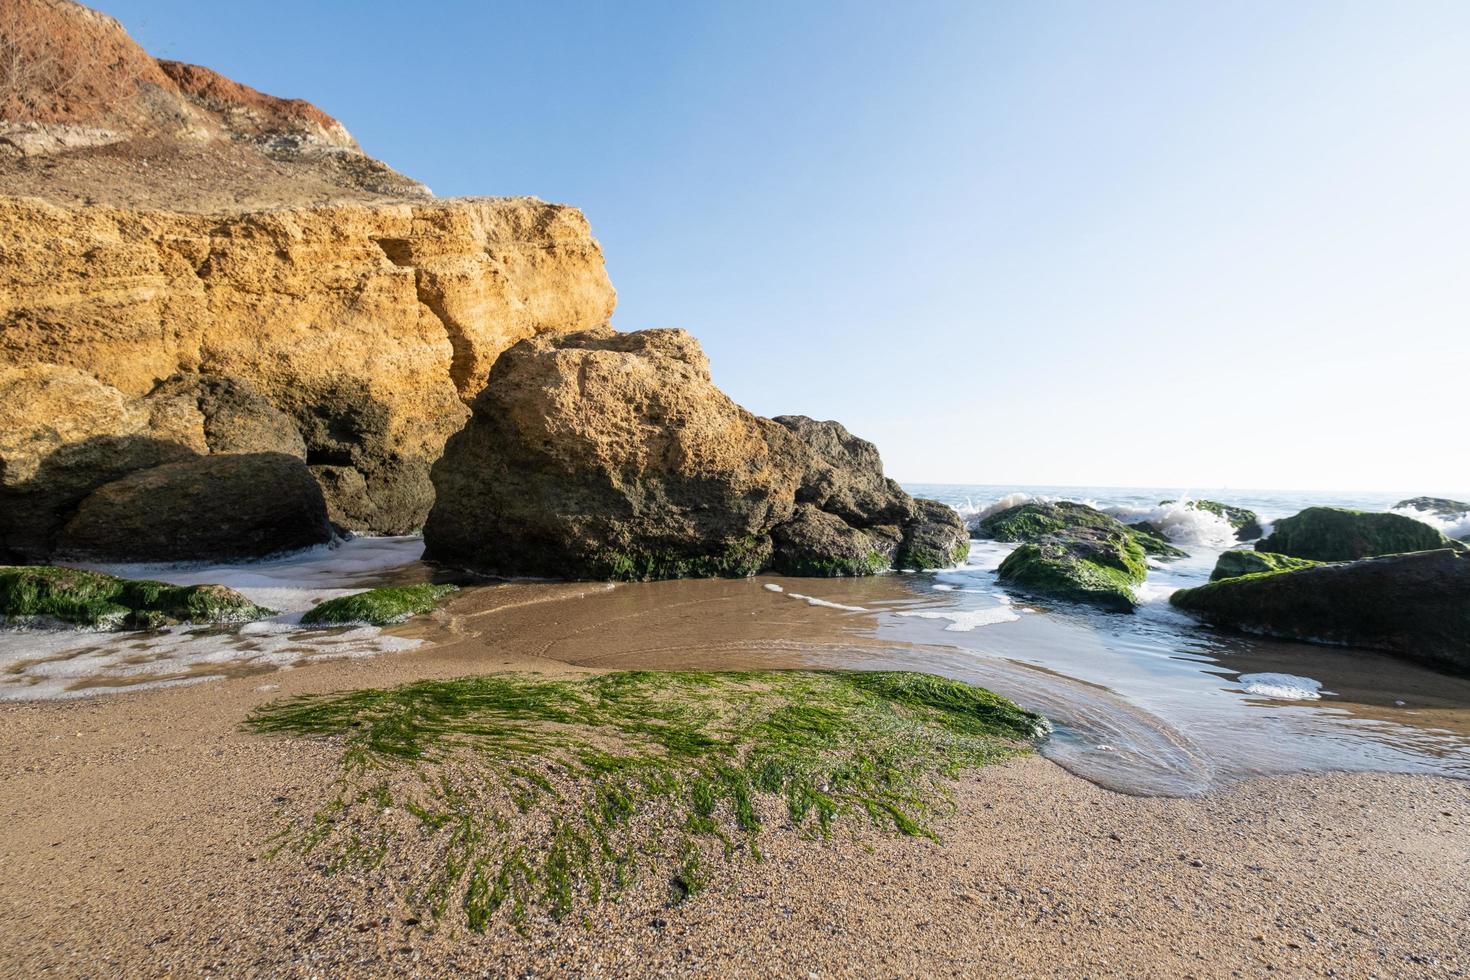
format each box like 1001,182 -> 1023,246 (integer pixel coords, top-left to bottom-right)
3,585 -> 1467,978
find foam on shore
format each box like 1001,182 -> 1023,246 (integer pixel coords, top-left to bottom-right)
0,536 -> 430,701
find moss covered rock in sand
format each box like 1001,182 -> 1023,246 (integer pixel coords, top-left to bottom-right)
1171,549 -> 1470,675
1256,506 -> 1461,562
1210,550 -> 1321,581
302,584 -> 459,627
0,565 -> 271,629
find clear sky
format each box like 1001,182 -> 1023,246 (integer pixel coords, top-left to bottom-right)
98,0 -> 1470,494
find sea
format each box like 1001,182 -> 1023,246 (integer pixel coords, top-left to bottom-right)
2,484 -> 1468,797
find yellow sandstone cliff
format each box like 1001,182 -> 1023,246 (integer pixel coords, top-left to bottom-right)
0,1 -> 617,552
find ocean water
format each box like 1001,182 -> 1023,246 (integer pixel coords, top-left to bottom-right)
884,484 -> 1470,793
2,484 -> 1467,797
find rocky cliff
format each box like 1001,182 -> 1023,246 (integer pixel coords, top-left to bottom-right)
0,2 -> 617,558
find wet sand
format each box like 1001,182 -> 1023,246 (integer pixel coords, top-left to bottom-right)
2,582 -> 1468,977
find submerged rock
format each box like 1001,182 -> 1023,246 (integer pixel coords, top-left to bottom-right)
1170,549 -> 1470,676
1255,506 -> 1461,562
1159,499 -> 1263,540
1394,496 -> 1469,517
979,502 -> 1149,610
423,327 -> 963,580
58,453 -> 332,561
0,565 -> 272,630
1210,550 -> 1321,581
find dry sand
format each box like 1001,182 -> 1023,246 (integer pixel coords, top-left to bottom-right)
1,585 -> 1467,978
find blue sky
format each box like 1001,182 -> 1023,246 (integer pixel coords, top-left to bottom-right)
100,1 -> 1470,493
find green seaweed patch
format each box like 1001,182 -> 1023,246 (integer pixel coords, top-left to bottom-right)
247,669 -> 1045,931
1210,550 -> 1321,581
0,565 -> 272,629
778,549 -> 891,577
302,584 -> 459,627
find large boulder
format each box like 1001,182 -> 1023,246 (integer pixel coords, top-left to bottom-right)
57,452 -> 332,561
978,502 -> 1151,610
1255,506 -> 1461,562
995,531 -> 1147,612
1170,549 -> 1470,676
423,327 -> 963,580
1210,550 -> 1320,581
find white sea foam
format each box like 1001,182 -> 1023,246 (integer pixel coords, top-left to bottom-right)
1236,672 -> 1324,701
894,607 -> 1020,631
0,536 -> 431,701
1102,496 -> 1239,548
785,592 -> 871,612
1390,505 -> 1470,541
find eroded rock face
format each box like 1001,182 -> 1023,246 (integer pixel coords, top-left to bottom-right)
57,452 -> 332,562
0,3 -> 618,551
0,196 -> 616,537
1171,549 -> 1470,676
423,328 -> 964,580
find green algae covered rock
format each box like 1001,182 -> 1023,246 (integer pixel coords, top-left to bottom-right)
302,584 -> 459,627
1170,549 -> 1470,676
977,501 -> 1113,542
996,531 -> 1147,612
1127,521 -> 1189,560
1210,550 -> 1321,581
1255,506 -> 1461,562
895,498 -> 971,570
980,502 -> 1154,610
0,565 -> 272,629
1159,499 -> 1263,540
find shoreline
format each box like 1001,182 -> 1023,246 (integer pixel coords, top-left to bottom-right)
2,593 -> 1467,976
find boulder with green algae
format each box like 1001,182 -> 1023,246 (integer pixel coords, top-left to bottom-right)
0,565 -> 272,629
302,584 -> 459,627
979,501 -> 1182,562
1159,499 -> 1263,540
1255,506 -> 1461,562
1210,550 -> 1321,581
1170,549 -> 1470,676
995,529 -> 1148,612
